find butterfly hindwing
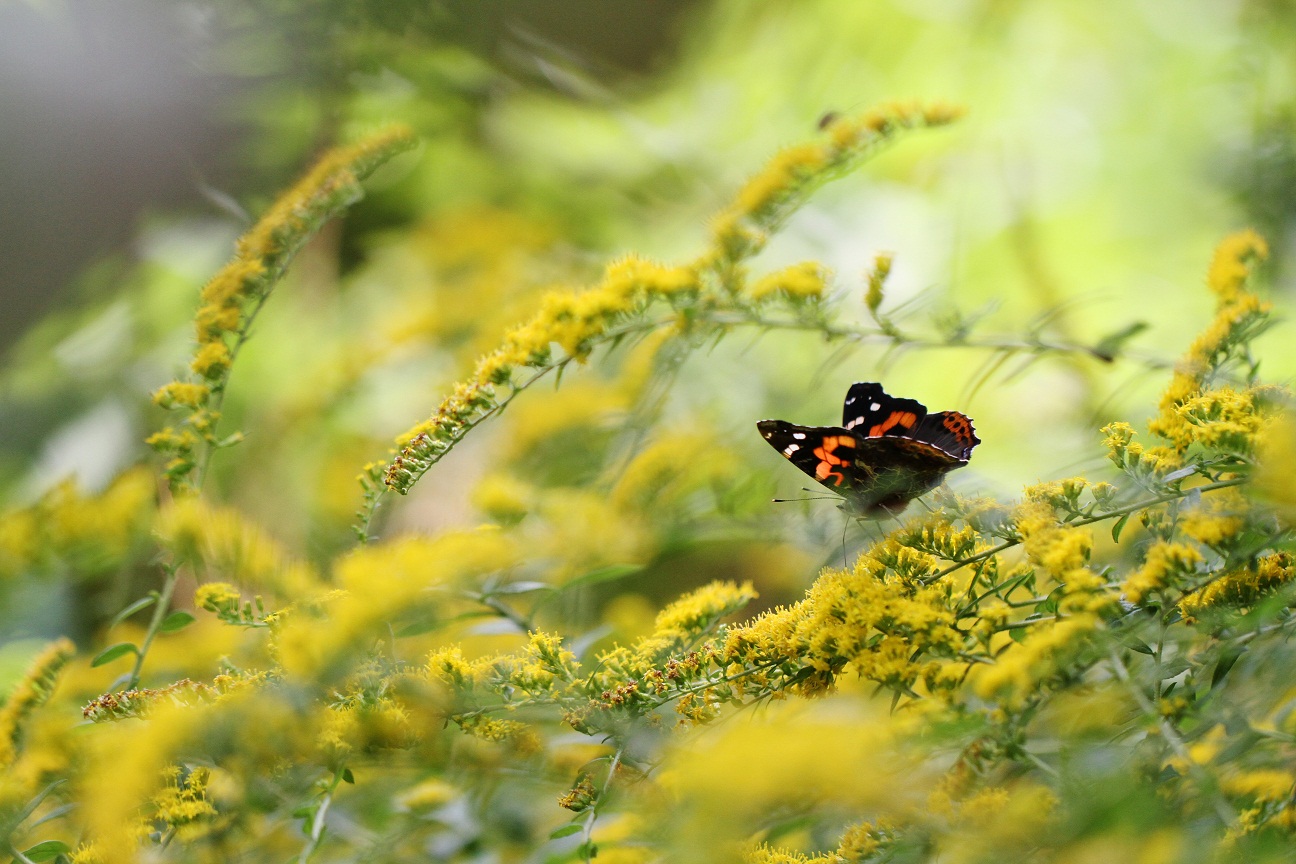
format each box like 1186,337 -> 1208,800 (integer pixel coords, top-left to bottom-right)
842,382 -> 928,438
910,411 -> 980,462
756,420 -> 867,492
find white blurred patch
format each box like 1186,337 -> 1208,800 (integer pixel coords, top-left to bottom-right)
26,400 -> 135,496
54,302 -> 132,374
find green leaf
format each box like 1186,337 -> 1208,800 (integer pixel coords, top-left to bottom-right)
159,610 -> 196,633
341,768 -> 355,784
111,594 -> 157,628
1123,638 -> 1155,655
1091,321 -> 1148,362
91,642 -> 140,667
1111,513 -> 1130,543
1162,465 -> 1197,484
1212,646 -> 1245,690
549,824 -> 583,839
21,840 -> 71,861
561,564 -> 645,591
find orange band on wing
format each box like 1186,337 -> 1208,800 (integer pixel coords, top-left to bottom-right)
811,435 -> 854,486
868,411 -> 917,437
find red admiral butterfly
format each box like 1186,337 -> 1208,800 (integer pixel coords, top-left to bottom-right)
758,382 -> 979,518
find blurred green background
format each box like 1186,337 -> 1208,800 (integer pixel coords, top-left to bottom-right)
2,0 -> 1294,651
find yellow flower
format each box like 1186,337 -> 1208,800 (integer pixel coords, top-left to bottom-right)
865,251 -> 893,313
1150,231 -> 1271,447
194,581 -> 242,614
1222,769 -> 1295,803
1179,552 -> 1294,621
1178,488 -> 1248,548
1206,228 -> 1268,305
1123,541 -> 1203,604
396,779 -> 460,812
151,381 -> 211,409
0,638 -> 75,768
471,473 -> 534,524
189,341 -> 232,378
749,261 -> 829,303
973,615 -> 1099,708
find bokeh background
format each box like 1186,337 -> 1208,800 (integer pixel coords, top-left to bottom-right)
2,0 -> 1295,660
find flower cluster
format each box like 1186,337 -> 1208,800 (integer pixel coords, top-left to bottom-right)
9,84 -> 1296,864
149,125 -> 416,492
373,102 -> 962,510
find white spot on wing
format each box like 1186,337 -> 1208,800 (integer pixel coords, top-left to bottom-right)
792,432 -> 806,439
870,401 -> 880,411
783,444 -> 800,455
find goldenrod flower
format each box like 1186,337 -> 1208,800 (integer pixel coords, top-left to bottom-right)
1123,541 -> 1204,604
0,638 -> 74,768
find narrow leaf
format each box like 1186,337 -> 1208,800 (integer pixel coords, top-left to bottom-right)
1091,321 -> 1149,361
1123,638 -> 1155,655
91,642 -> 139,667
561,564 -> 645,591
111,595 -> 157,628
159,610 -> 196,633
21,840 -> 71,862
550,824 -> 583,839
1162,465 -> 1197,484
1212,646 -> 1245,690
1111,513 -> 1131,543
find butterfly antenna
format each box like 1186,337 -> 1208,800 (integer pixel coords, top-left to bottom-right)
841,516 -> 851,569
916,496 -> 936,514
772,495 -> 838,504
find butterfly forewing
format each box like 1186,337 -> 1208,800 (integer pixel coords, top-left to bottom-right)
757,420 -> 869,491
842,382 -> 928,437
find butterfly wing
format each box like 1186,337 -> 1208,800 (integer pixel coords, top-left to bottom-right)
842,382 -> 929,437
910,411 -> 980,462
756,420 -> 870,492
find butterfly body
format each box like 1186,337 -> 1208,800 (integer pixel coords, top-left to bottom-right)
757,383 -> 980,518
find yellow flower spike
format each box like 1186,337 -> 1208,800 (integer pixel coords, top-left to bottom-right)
372,103 -> 959,509
865,251 -> 893,313
973,615 -> 1099,708
1014,501 -> 1092,576
194,581 -> 242,615
1150,231 -> 1271,449
155,498 -> 318,598
153,124 -> 416,492
151,765 -> 218,840
1256,410 -> 1296,517
1179,552 -> 1294,621
1123,541 -> 1204,604
611,432 -> 737,513
749,261 -> 829,303
0,468 -> 156,579
0,638 -> 75,769
189,341 -> 232,379
151,382 -> 210,409
1178,487 -> 1248,548
1222,769 -> 1296,803
658,700 -> 929,864
1206,229 -> 1268,305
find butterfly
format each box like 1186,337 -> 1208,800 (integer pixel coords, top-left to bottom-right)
757,382 -> 980,518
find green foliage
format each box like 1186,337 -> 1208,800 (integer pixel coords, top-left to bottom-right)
1,5 -> 1296,863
